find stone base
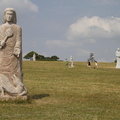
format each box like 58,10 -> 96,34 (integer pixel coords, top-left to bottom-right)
116,58 -> 120,68
0,95 -> 28,101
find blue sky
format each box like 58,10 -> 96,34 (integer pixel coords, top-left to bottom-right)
0,0 -> 120,62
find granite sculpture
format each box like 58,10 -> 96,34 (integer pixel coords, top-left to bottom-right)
0,8 -> 27,99
116,48 -> 120,68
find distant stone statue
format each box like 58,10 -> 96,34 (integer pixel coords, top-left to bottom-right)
69,56 -> 74,68
33,53 -> 36,61
116,48 -> 120,68
0,8 -> 27,99
88,53 -> 95,62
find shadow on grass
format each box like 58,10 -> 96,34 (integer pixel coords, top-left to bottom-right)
30,94 -> 50,100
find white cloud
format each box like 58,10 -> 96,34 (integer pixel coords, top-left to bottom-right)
0,0 -> 39,14
24,0 -> 38,12
67,16 -> 120,40
46,16 -> 120,49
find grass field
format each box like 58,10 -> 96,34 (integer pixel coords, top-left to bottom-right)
0,61 -> 120,120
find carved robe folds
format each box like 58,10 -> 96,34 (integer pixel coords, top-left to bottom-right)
0,24 -> 27,98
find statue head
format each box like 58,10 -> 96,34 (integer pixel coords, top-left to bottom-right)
2,8 -> 17,24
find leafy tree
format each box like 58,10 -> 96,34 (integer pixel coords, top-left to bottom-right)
51,56 -> 59,61
37,55 -> 45,60
44,57 -> 50,61
24,51 -> 60,61
24,51 -> 38,59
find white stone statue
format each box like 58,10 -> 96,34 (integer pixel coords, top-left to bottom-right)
0,8 -> 27,99
33,53 -> 36,61
69,56 -> 74,68
116,48 -> 120,68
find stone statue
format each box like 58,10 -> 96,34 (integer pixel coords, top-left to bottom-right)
69,56 -> 74,68
33,53 -> 36,61
0,8 -> 27,99
88,53 -> 95,62
116,48 -> 120,68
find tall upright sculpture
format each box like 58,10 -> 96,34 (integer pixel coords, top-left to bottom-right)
116,48 -> 120,68
0,8 -> 27,99
69,56 -> 74,68
33,53 -> 36,61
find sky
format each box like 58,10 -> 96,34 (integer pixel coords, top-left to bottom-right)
0,0 -> 120,62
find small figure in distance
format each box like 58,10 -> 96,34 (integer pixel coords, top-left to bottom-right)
94,61 -> 98,69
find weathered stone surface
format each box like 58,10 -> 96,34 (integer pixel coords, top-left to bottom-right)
0,95 -> 28,101
0,8 -> 27,99
116,48 -> 120,68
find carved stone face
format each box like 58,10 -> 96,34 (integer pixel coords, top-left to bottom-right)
5,11 -> 13,22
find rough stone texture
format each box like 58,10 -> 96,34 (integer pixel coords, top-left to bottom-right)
116,48 -> 120,68
0,8 -> 27,99
0,95 -> 28,101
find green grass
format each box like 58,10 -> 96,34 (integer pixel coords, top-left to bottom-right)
0,61 -> 120,120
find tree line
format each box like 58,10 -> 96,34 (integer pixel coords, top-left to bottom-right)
24,51 -> 59,61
